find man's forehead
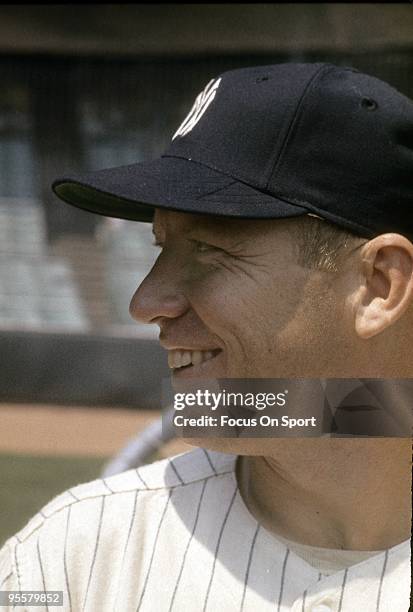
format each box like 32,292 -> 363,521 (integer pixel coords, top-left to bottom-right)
151,208 -> 286,239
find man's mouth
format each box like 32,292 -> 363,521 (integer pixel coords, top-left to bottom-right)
167,348 -> 222,371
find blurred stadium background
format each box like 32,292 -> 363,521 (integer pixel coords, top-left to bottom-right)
0,4 -> 412,545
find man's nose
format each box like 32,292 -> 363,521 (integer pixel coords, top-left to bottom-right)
129,256 -> 189,324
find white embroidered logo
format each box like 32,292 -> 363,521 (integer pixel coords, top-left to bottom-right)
172,77 -> 222,140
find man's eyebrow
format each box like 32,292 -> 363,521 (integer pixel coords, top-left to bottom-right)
187,222 -> 252,243
151,218 -> 252,247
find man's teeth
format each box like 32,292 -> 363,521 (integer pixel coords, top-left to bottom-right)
168,349 -> 216,369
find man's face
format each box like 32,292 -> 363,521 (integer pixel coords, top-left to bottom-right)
129,210 -> 352,379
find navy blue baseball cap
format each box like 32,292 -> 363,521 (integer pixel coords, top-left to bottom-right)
52,62 -> 413,239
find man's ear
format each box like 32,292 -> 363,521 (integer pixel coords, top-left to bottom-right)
353,234 -> 413,339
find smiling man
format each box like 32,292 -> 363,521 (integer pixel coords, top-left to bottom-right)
0,63 -> 412,611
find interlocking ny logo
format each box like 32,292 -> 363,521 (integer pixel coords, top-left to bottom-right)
172,77 -> 222,140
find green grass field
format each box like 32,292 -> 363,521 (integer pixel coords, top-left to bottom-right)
0,452 -> 107,546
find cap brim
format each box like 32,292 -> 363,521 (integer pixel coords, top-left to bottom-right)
52,156 -> 308,222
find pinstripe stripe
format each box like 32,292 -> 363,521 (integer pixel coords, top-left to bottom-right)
203,485 -> 238,612
376,550 -> 389,612
0,572 -> 12,588
36,534 -> 49,612
136,469 -> 149,489
337,567 -> 348,612
277,549 -> 290,612
82,496 -> 106,611
169,459 -> 185,485
102,479 -> 115,493
68,489 -> 79,502
169,479 -> 208,612
63,505 -> 73,612
113,490 -> 139,612
301,589 -> 307,611
202,449 -> 217,475
136,489 -> 173,611
240,524 -> 260,612
13,541 -> 21,591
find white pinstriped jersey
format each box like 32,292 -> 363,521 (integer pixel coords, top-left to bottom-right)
0,448 -> 410,611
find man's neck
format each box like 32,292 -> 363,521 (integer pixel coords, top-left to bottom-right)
236,438 -> 412,551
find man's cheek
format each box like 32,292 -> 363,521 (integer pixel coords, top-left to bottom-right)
193,290 -> 259,329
